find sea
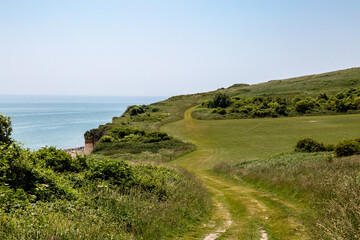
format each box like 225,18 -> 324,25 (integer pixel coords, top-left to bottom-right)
0,95 -> 166,150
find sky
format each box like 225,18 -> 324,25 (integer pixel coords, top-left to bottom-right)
1,0 -> 360,96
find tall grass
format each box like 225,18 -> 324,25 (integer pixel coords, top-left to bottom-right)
0,166 -> 210,239
214,152 -> 360,239
0,145 -> 210,239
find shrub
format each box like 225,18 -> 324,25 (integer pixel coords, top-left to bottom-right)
317,93 -> 329,101
126,105 -> 145,116
0,144 -> 74,202
233,100 -> 245,108
253,108 -> 277,118
335,140 -> 360,157
208,93 -> 232,108
211,107 -> 227,115
239,106 -> 253,114
325,144 -> 335,151
0,115 -> 12,145
295,138 -> 326,152
144,131 -> 171,143
105,127 -> 171,143
99,135 -> 114,143
335,99 -> 354,112
292,96 -> 302,104
227,107 -> 238,114
33,146 -> 87,172
88,159 -> 135,187
295,100 -> 315,113
269,102 -> 288,115
108,127 -> 145,140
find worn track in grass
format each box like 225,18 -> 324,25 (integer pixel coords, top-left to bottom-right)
161,107 -> 315,239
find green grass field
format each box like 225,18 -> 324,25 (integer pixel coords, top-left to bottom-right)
161,108 -> 360,239
163,111 -> 360,170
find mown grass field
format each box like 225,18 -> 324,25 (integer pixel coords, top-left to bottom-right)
163,112 -> 360,170
161,108 -> 360,239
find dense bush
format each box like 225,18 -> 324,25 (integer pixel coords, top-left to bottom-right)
196,88 -> 360,119
33,146 -> 87,172
294,138 -> 360,157
151,107 -> 159,112
295,99 -> 316,113
0,115 -> 210,239
106,127 -> 171,143
211,107 -> 227,115
87,158 -> 135,187
93,138 -> 193,156
135,165 -> 181,200
204,93 -> 232,108
295,138 -> 326,152
335,139 -> 360,157
99,135 -> 115,143
0,144 -> 75,202
0,115 -> 12,144
125,105 -> 148,116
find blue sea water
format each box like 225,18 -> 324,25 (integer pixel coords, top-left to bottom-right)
0,95 -> 166,150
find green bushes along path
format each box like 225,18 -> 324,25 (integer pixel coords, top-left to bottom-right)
0,116 -> 210,239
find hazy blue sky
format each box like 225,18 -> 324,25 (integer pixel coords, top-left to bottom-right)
1,0 -> 360,96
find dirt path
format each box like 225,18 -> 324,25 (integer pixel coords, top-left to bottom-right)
161,107 -> 309,240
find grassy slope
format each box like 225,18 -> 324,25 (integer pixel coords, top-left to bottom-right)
88,67 -> 360,137
85,67 -> 360,239
227,67 -> 360,98
161,106 -> 360,239
110,91 -> 216,131
158,68 -> 360,239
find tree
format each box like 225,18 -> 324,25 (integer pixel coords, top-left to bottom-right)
210,93 -> 232,108
295,100 -> 315,113
0,115 -> 12,144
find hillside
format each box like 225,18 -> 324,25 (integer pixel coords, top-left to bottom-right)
85,67 -> 360,149
2,67 -> 359,239
83,67 -> 360,239
227,67 -> 360,98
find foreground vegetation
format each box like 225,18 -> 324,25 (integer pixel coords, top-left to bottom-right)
214,152 -> 360,239
0,116 -> 210,239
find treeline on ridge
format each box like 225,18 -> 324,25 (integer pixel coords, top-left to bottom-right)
194,88 -> 360,119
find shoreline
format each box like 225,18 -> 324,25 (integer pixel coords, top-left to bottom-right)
63,146 -> 85,157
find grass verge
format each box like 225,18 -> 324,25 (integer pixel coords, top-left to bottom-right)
214,152 -> 360,239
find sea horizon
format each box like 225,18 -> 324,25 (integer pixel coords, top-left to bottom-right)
0,95 -> 167,150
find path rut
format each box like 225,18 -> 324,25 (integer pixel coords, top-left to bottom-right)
161,107 -> 309,239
